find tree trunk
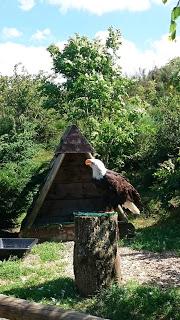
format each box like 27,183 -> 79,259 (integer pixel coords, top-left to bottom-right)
73,213 -> 122,297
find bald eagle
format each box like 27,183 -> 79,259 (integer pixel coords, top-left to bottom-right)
85,158 -> 142,216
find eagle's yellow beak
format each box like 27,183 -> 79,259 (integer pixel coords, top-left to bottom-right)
85,159 -> 92,166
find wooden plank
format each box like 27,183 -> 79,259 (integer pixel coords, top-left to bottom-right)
55,153 -> 93,182
0,294 -> 107,320
34,215 -> 74,226
25,153 -> 65,229
48,182 -> 103,200
37,198 -> 107,218
60,157 -> 87,168
55,167 -> 92,183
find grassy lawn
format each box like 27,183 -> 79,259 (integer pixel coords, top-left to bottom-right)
0,215 -> 179,320
120,213 -> 180,255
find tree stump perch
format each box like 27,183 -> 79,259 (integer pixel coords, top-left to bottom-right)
73,212 -> 122,297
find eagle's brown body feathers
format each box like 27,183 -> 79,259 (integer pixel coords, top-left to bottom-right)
85,158 -> 142,214
94,170 -> 142,211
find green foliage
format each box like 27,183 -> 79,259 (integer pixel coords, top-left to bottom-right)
126,58 -> 180,211
81,106 -> 154,170
170,5 -> 180,40
0,155 -> 51,226
48,27 -> 126,121
152,156 -> 180,206
0,66 -> 63,227
0,30 -> 180,227
162,1 -> 180,40
47,28 -> 157,175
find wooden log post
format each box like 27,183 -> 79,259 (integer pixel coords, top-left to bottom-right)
73,212 -> 122,297
0,294 -> 108,320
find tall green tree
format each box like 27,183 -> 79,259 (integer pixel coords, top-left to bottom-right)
48,28 -> 129,121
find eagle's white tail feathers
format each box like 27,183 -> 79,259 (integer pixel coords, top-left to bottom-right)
122,201 -> 140,215
118,205 -> 124,214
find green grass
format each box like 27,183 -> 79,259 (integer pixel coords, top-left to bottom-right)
89,283 -> 180,320
0,260 -> 22,280
0,241 -> 82,309
0,221 -> 180,320
0,241 -> 66,292
31,241 -> 65,262
120,213 -> 180,254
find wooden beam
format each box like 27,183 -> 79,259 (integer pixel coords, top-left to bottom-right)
0,294 -> 108,320
23,153 -> 65,229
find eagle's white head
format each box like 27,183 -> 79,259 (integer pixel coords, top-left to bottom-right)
85,158 -> 107,180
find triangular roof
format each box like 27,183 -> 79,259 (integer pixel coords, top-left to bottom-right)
55,125 -> 94,154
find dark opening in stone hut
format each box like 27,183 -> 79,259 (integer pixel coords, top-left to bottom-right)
20,125 -> 108,241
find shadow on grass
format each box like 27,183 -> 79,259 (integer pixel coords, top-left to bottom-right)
121,213 -> 180,253
3,277 -> 82,307
3,277 -> 180,320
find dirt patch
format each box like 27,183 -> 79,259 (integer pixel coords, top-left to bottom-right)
63,241 -> 74,278
62,242 -> 180,288
22,254 -> 41,266
120,247 -> 180,288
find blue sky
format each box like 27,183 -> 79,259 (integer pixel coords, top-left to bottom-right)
0,0 -> 179,75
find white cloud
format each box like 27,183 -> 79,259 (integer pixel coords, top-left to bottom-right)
31,28 -> 51,41
46,0 -> 162,15
0,34 -> 179,77
18,0 -> 36,11
2,27 -> 22,38
0,42 -> 52,76
120,35 -> 180,75
96,31 -> 180,75
17,0 -> 169,14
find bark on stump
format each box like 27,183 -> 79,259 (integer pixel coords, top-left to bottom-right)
73,212 -> 122,297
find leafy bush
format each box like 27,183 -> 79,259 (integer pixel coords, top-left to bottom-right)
152,154 -> 180,208
0,68 -> 62,227
0,154 -> 49,227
